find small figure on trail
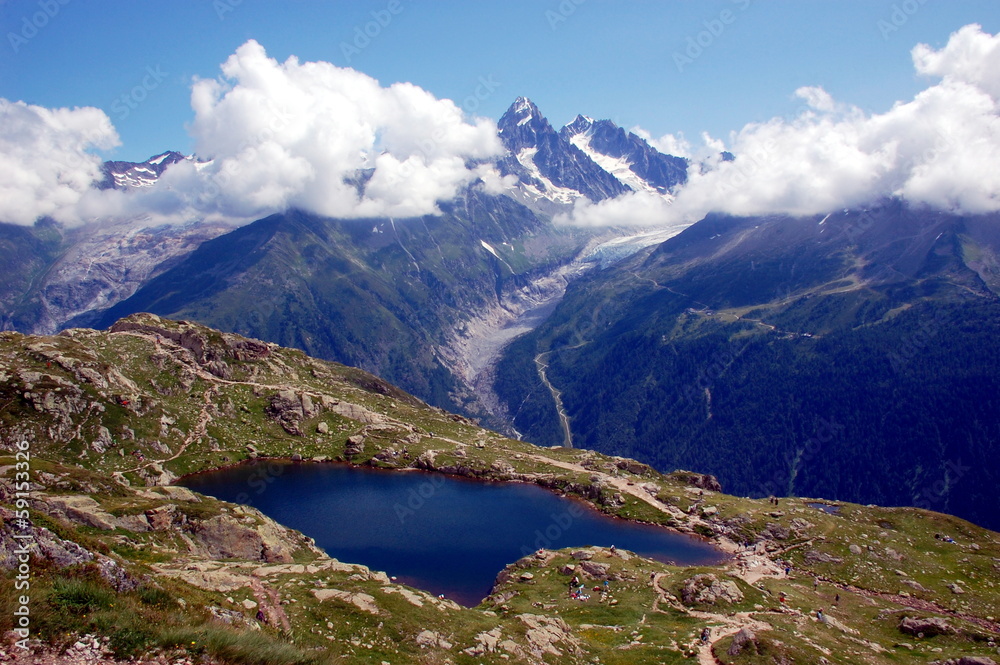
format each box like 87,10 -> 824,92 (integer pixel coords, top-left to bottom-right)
813,578 -> 819,591
701,627 -> 710,643
834,593 -> 840,605
817,608 -> 825,623
779,591 -> 786,603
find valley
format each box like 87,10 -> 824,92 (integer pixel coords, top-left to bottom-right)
495,203 -> 1000,531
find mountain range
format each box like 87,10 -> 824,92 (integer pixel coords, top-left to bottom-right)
2,98 -> 999,530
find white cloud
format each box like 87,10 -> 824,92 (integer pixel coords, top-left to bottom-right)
5,27 -> 1000,230
0,99 -> 118,225
631,127 -> 692,159
570,24 -> 1000,227
145,39 -> 504,221
913,23 -> 1000,98
2,40 -> 505,227
554,191 -> 677,228
795,86 -> 837,113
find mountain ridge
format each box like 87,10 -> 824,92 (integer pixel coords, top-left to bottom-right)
494,200 -> 1000,530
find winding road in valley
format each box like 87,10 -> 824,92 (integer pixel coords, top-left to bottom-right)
534,351 -> 573,448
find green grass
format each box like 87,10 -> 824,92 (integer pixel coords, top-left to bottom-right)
4,315 -> 1000,665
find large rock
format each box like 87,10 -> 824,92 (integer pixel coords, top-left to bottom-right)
579,561 -> 611,579
38,495 -> 117,530
680,574 -> 744,606
345,434 -> 366,457
804,549 -> 844,565
313,589 -> 380,615
266,391 -> 306,436
517,614 -> 581,658
190,511 -> 295,563
899,616 -> 955,637
728,627 -> 757,656
145,504 -> 176,530
415,630 -> 453,650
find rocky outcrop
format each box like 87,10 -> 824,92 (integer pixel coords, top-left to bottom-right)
578,561 -> 611,579
464,627 -> 503,656
190,512 -> 295,563
313,588 -> 380,615
415,629 -> 453,650
804,549 -> 844,565
36,495 -> 119,531
517,613 -> 581,658
0,508 -> 136,591
899,616 -> 955,637
266,390 -> 318,436
668,470 -> 723,493
345,434 -> 366,458
728,627 -> 757,656
110,314 -> 272,368
679,573 -> 744,606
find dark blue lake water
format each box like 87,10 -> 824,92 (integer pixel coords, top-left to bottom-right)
179,462 -> 724,606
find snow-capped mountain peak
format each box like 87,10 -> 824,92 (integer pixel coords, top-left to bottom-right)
563,114 -> 596,136
99,151 -> 186,191
559,116 -> 688,195
496,98 -> 631,209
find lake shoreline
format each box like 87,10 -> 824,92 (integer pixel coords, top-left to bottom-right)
174,454 -> 729,558
178,457 -> 728,606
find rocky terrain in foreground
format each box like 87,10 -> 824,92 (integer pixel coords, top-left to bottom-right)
0,314 -> 998,664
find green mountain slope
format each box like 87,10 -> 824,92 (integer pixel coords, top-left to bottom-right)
1,315 -> 999,664
78,191 -> 589,422
495,201 -> 1000,531
0,219 -> 66,331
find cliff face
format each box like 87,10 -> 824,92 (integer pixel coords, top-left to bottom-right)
1,315 -> 998,664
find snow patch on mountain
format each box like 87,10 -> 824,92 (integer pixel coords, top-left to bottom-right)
514,147 -> 583,204
568,132 -> 658,195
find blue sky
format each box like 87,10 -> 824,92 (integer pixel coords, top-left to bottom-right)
2,1 -> 998,162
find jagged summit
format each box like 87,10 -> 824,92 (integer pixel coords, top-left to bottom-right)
497,97 -> 630,206
563,114 -> 596,135
560,115 -> 688,194
498,96 -> 550,141
99,150 -> 186,190
510,95 -> 538,116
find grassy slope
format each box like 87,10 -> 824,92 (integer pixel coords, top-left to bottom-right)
0,315 -> 998,664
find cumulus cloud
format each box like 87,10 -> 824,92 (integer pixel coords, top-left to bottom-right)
0,99 -> 118,225
1,40 -> 505,226
564,24 -> 1000,227
138,39 -> 504,222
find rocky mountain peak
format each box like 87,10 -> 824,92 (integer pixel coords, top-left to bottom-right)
99,150 -> 186,191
